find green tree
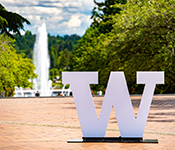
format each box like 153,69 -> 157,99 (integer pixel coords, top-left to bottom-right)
57,49 -> 72,70
14,32 -> 80,70
104,0 -> 175,93
0,35 -> 37,97
14,31 -> 35,59
0,4 -> 30,38
49,68 -> 59,81
71,0 -> 126,90
91,0 -> 127,34
50,45 -> 58,68
71,0 -> 175,93
71,27 -> 109,90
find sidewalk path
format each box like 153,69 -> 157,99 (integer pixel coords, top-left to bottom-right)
0,95 -> 175,149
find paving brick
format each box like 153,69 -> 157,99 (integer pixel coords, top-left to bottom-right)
0,95 -> 175,149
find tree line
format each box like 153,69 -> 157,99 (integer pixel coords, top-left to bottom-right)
14,32 -> 80,69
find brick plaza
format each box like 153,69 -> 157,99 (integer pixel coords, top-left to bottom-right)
0,95 -> 175,149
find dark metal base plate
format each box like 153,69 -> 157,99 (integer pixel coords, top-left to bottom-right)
67,137 -> 158,143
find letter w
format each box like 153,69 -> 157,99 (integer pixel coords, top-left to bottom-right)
62,72 -> 164,138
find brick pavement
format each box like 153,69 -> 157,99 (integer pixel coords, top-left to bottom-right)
0,95 -> 175,149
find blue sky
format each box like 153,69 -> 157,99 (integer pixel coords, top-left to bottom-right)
1,0 -> 103,36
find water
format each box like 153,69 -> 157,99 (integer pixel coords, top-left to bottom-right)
33,23 -> 51,96
13,23 -> 72,97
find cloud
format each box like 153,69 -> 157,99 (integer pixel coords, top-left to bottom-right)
0,0 -> 100,35
68,15 -> 81,27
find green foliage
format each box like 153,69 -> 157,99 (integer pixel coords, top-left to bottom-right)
91,0 -> 127,34
0,35 -> 37,97
48,34 -> 80,69
49,68 -> 59,81
107,0 -> 175,93
57,48 -> 72,70
14,31 -> 35,59
14,32 -> 80,69
71,0 -> 127,91
0,4 -> 30,38
50,45 -> 58,68
71,27 -> 109,90
71,0 -> 175,94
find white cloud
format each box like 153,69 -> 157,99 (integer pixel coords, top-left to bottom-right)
1,0 -> 100,35
1,0 -> 38,6
68,15 -> 81,27
20,30 -> 26,35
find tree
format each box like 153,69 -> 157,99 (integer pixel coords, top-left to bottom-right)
71,27 -> 110,90
71,0 -> 175,93
104,0 -> 175,93
50,45 -> 58,68
71,0 -> 126,90
57,49 -> 72,70
14,31 -> 35,59
49,68 -> 59,81
0,4 -> 30,38
91,0 -> 127,34
0,35 -> 37,97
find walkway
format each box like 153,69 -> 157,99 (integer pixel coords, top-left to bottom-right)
0,95 -> 175,149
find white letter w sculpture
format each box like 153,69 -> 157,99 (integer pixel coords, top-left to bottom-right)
62,71 -> 164,142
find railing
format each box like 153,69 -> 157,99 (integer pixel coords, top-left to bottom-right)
14,89 -> 72,97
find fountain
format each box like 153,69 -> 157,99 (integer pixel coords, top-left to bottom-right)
33,23 -> 51,96
13,23 -> 72,97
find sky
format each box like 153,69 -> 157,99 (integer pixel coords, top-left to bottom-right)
1,0 -> 103,36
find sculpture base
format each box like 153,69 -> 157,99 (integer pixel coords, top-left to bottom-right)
67,137 -> 158,143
